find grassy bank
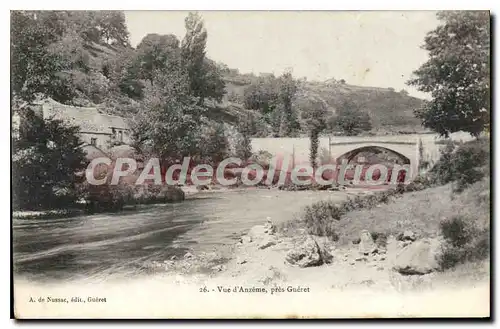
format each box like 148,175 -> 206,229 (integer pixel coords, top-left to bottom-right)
336,179 -> 489,245
278,137 -> 491,271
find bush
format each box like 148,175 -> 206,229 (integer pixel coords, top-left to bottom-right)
339,189 -> 398,213
249,150 -> 273,169
439,215 -> 490,269
82,182 -> 134,213
398,174 -> 433,193
430,138 -> 489,192
302,200 -> 342,238
133,184 -> 185,204
12,111 -> 87,211
227,90 -> 242,104
371,232 -> 388,249
299,189 -> 401,239
440,215 -> 472,248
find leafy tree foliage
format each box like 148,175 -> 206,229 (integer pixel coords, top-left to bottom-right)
243,74 -> 280,113
201,59 -> 226,103
130,68 -> 204,163
106,48 -> 145,100
329,100 -> 372,136
408,11 -> 490,137
181,12 -> 225,104
98,11 -> 130,46
278,71 -> 300,136
11,11 -> 76,103
12,109 -> 86,210
136,33 -> 181,84
62,11 -> 129,46
300,98 -> 328,168
199,122 -> 230,166
234,114 -> 254,161
242,71 -> 300,137
11,10 -> 132,106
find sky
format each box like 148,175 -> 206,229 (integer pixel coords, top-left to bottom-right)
124,11 -> 440,99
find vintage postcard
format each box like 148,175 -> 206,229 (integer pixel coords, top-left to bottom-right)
11,10 -> 491,319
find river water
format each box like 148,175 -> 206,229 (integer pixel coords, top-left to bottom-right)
13,189 -> 352,283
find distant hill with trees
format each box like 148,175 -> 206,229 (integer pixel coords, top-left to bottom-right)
221,70 -> 426,136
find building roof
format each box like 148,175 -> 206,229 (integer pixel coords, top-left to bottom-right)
39,98 -> 129,135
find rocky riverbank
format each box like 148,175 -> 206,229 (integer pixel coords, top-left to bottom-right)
17,217 -> 486,318
142,216 -> 488,297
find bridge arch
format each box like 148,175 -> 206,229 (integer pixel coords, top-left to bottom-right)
335,145 -> 411,166
329,140 -> 419,180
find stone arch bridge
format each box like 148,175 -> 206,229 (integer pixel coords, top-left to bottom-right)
328,139 -> 420,178
251,135 -> 423,179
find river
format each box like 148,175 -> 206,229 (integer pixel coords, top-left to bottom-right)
13,189 -> 353,283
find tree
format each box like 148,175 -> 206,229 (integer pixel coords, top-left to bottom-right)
201,59 -> 226,103
200,122 -> 230,166
243,74 -> 279,113
330,100 -> 372,136
130,67 -> 204,163
64,11 -> 129,46
234,114 -> 254,161
278,70 -> 300,137
12,109 -> 86,210
181,12 -> 225,104
242,71 -> 300,137
98,11 -> 130,46
300,99 -> 328,168
11,11 -> 133,106
407,11 -> 490,137
11,11 -> 76,103
107,48 -> 145,100
136,33 -> 181,85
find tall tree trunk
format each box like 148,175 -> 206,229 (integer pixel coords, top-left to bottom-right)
309,129 -> 319,169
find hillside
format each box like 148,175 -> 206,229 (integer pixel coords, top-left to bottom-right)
68,42 -> 427,135
222,73 -> 426,135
